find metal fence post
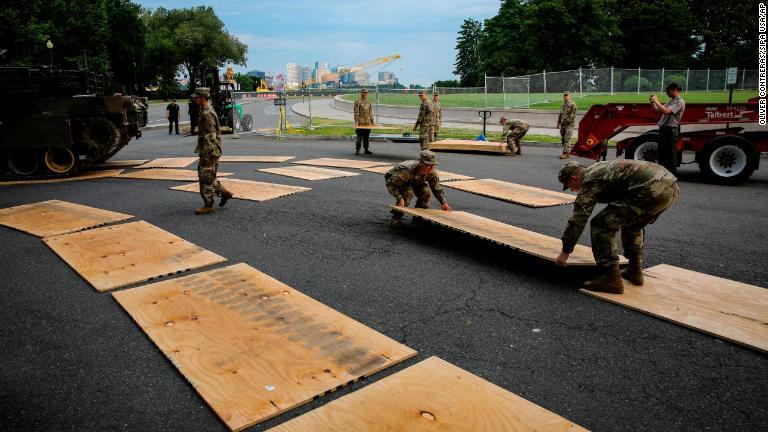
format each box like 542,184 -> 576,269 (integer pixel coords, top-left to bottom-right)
742,68 -> 746,90
543,70 -> 547,102
685,68 -> 689,92
724,69 -> 727,90
706,68 -> 710,92
308,89 -> 312,128
610,66 -> 614,95
579,67 -> 583,97
660,67 -> 665,92
502,74 -> 506,108
484,74 -> 488,109
375,83 -> 380,125
637,67 -> 641,94
526,77 -> 530,108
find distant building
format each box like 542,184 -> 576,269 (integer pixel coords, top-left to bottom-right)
301,66 -> 313,83
247,70 -> 266,79
354,71 -> 369,85
286,63 -> 301,89
378,71 -> 397,85
321,73 -> 339,84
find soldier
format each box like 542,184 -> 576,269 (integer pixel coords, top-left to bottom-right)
413,91 -> 435,150
432,92 -> 442,141
555,159 -> 679,294
166,98 -> 180,135
385,150 -> 452,227
650,82 -> 686,175
353,88 -> 374,155
188,95 -> 199,136
193,87 -> 233,215
556,91 -> 577,159
499,117 -> 529,155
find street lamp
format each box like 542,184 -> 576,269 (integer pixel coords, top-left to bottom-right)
46,40 -> 53,67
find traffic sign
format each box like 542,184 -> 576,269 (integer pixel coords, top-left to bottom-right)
274,98 -> 286,106
726,67 -> 738,85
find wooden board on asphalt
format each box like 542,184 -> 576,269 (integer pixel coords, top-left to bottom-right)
219,156 -> 295,163
361,165 -> 474,182
293,158 -> 391,169
44,220 -> 227,292
0,200 -> 133,237
117,169 -> 233,182
136,157 -> 199,169
392,207 -> 624,266
170,178 -> 310,202
430,139 -> 511,155
92,159 -> 149,169
581,264 -> 768,353
269,356 -> 588,432
0,169 -> 124,186
258,166 -> 360,181
444,179 -> 575,207
113,263 -> 417,431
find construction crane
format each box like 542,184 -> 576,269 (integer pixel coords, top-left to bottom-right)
337,54 -> 401,75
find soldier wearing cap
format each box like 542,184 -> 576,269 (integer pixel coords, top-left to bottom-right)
385,150 -> 451,227
499,117 -> 528,155
555,159 -> 679,294
650,82 -> 686,175
414,91 -> 435,150
192,87 -> 233,215
354,88 -> 375,155
556,91 -> 577,159
432,92 -> 442,141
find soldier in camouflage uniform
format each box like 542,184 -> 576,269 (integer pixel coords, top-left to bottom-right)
556,92 -> 577,159
499,117 -> 529,155
432,92 -> 442,141
555,159 -> 679,293
385,150 -> 452,227
193,87 -> 233,215
353,88 -> 374,155
413,91 -> 435,150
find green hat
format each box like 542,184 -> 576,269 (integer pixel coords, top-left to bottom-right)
558,160 -> 583,190
419,150 -> 438,165
194,87 -> 211,98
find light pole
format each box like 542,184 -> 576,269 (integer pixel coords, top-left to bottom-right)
46,40 -> 53,67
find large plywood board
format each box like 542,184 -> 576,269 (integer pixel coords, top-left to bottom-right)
270,356 -> 587,432
0,200 -> 133,237
136,157 -> 199,169
117,169 -> 233,182
258,166 -> 360,181
44,220 -> 227,292
219,156 -> 295,163
444,179 -> 575,207
92,159 -> 149,168
0,169 -> 124,186
170,178 -> 310,202
113,263 -> 417,431
360,165 -> 474,182
293,158 -> 390,169
430,139 -> 511,154
393,207 -> 624,266
581,264 -> 768,353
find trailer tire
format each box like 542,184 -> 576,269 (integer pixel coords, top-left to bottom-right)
698,137 -> 757,184
626,132 -> 660,162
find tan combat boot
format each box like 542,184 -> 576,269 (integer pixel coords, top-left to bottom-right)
559,152 -> 569,159
194,204 -> 215,215
219,190 -> 234,207
582,264 -> 624,294
621,254 -> 644,286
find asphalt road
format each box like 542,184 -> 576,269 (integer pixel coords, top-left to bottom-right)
1,129 -> 767,431
147,99 -> 303,132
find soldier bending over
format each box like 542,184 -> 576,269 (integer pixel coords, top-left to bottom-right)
385,150 -> 451,227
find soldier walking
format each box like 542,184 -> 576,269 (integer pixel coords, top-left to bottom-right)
385,150 -> 451,227
192,87 -> 233,215
499,117 -> 528,155
556,92 -> 577,159
432,92 -> 442,141
354,88 -> 374,155
414,91 -> 435,150
555,160 -> 679,294
166,98 -> 180,135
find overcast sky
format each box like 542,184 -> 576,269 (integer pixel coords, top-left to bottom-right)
135,0 -> 499,85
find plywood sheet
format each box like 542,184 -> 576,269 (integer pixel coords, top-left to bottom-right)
113,263 -> 417,431
0,200 -> 133,237
44,220 -> 227,292
219,156 -> 295,163
258,166 -> 360,181
92,159 -> 149,168
444,179 -> 575,207
361,165 -> 474,182
0,169 -> 124,186
430,139 -> 510,155
581,264 -> 768,353
170,178 -> 310,202
117,169 -> 233,182
293,158 -> 390,169
136,157 -> 199,169
393,207 -> 624,266
270,356 -> 587,432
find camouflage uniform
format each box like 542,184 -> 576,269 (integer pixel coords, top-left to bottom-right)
385,160 -> 446,220
354,98 -> 374,152
561,160 -> 679,267
501,119 -> 529,154
432,100 -> 442,140
415,100 -> 435,150
195,102 -> 227,206
557,99 -> 577,153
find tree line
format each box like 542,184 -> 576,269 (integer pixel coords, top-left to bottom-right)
0,0 -> 247,97
453,0 -> 757,86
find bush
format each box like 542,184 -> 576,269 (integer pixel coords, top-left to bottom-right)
623,75 -> 653,92
663,74 -> 686,89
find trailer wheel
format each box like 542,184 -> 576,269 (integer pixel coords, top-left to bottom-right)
626,133 -> 659,162
44,147 -> 77,174
241,114 -> 253,132
698,138 -> 756,184
7,150 -> 40,176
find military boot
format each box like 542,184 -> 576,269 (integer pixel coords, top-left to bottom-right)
219,190 -> 234,207
559,152 -> 569,159
582,264 -> 624,294
194,204 -> 215,215
621,254 -> 644,286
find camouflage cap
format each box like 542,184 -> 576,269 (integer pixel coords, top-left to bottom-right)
558,160 -> 583,190
419,150 -> 438,165
194,87 -> 211,98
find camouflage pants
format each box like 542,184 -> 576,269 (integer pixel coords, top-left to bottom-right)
198,154 -> 225,206
590,182 -> 679,266
390,184 -> 431,220
560,125 -> 574,153
507,125 -> 528,153
419,126 -> 433,150
433,126 -> 440,141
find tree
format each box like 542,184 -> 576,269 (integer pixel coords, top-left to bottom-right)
234,72 -> 254,91
105,0 -> 147,93
688,0 -> 758,68
432,80 -> 462,87
453,18 -> 483,86
476,0 -> 527,77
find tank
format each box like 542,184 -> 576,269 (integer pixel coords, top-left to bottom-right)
0,65 -> 147,178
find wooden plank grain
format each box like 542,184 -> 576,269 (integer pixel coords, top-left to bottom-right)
430,139 -> 511,155
293,158 -> 391,169
0,200 -> 133,237
170,178 -> 310,202
113,263 -> 416,431
92,159 -> 149,168
136,157 -> 199,169
581,264 -> 768,353
444,179 -> 575,207
0,169 -> 124,186
117,169 -> 233,181
258,166 -> 360,181
270,356 -> 588,432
